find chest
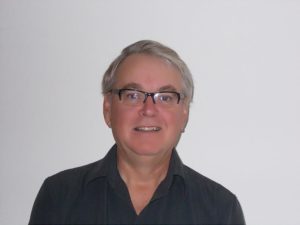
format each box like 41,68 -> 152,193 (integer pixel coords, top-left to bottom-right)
62,178 -> 218,224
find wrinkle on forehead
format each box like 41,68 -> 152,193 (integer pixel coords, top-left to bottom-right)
119,82 -> 179,92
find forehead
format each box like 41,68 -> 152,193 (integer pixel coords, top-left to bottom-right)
114,54 -> 183,91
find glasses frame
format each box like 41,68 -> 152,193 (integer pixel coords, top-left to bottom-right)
110,88 -> 185,105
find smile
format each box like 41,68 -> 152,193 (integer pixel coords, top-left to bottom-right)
134,126 -> 161,132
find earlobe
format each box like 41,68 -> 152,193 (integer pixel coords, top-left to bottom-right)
103,95 -> 112,128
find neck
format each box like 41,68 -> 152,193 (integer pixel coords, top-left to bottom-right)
117,148 -> 172,185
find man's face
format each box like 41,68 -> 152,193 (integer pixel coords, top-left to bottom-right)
103,54 -> 189,158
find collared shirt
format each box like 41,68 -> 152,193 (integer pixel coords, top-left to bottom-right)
29,145 -> 245,224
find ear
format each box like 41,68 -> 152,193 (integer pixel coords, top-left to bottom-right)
181,104 -> 190,133
103,94 -> 112,128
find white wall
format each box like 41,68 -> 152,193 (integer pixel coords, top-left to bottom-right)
1,1 -> 299,224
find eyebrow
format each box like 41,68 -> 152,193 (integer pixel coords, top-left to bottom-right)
158,85 -> 178,92
121,82 -> 142,90
119,83 -> 179,92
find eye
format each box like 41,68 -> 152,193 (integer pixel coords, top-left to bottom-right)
122,90 -> 142,102
158,93 -> 175,103
127,92 -> 138,99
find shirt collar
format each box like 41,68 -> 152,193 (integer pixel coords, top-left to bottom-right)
86,144 -> 118,184
151,149 -> 186,200
86,144 -> 186,189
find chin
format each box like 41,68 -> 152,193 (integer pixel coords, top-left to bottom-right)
129,143 -> 172,157
133,149 -> 163,156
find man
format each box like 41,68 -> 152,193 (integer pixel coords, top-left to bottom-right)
29,40 -> 245,224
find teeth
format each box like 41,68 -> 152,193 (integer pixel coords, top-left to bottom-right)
134,126 -> 161,131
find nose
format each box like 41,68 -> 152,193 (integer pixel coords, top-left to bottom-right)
140,95 -> 158,117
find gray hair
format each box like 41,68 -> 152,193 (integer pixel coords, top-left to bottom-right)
101,40 -> 194,102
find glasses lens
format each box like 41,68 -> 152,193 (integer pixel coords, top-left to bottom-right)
120,90 -> 143,105
156,92 -> 179,105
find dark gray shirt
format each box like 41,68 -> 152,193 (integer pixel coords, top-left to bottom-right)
29,145 -> 245,224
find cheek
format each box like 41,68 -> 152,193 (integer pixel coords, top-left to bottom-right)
110,104 -> 133,127
164,110 -> 186,129
110,107 -> 130,142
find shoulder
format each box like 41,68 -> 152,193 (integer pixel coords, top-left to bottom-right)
29,159 -> 106,224
40,146 -> 117,198
183,165 -> 238,203
182,165 -> 245,224
43,158 -> 105,192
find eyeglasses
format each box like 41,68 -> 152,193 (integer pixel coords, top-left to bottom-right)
110,88 -> 185,107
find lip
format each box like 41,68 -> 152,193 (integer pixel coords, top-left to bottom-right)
134,126 -> 161,132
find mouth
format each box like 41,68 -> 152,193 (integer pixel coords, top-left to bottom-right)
134,126 -> 161,132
